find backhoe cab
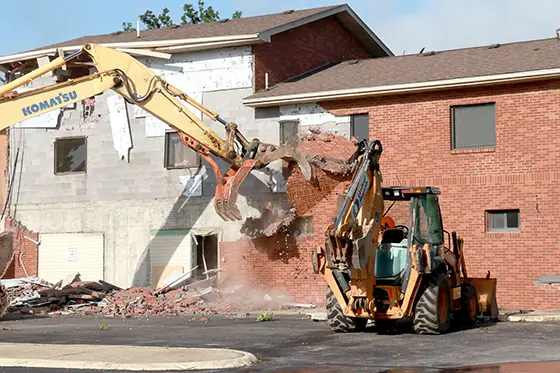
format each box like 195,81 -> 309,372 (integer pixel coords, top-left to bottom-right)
312,141 -> 498,334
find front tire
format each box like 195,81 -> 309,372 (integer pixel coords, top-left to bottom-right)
458,284 -> 479,327
413,273 -> 451,334
326,287 -> 367,333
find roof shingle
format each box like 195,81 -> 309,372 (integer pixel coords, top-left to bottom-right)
246,37 -> 560,101
24,5 -> 339,53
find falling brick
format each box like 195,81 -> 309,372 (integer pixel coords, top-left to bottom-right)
286,132 -> 358,216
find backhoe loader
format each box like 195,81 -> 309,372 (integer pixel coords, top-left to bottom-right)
311,139 -> 498,334
0,43 -> 314,316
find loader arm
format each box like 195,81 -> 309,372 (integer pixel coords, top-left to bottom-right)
320,140 -> 385,316
0,44 -> 314,221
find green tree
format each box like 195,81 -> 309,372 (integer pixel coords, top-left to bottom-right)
123,1 -> 242,31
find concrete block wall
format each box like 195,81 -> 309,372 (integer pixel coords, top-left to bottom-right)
7,46 -> 290,288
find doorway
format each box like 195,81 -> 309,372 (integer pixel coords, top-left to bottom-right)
193,233 -> 219,280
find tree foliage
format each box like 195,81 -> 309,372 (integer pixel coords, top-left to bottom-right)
123,1 -> 242,31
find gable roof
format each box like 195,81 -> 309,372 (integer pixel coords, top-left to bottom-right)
243,37 -> 560,107
0,4 -> 392,66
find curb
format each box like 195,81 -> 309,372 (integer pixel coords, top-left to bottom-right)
507,314 -> 560,323
0,345 -> 259,371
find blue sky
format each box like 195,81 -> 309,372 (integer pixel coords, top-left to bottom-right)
1,0 -> 560,56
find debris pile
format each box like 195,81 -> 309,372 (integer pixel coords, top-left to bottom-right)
1,274 -> 315,318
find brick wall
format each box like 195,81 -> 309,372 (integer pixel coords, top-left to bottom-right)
1,216 -> 39,279
253,16 -> 372,91
220,183 -> 346,306
220,132 -> 358,307
320,79 -> 560,311
222,79 -> 560,311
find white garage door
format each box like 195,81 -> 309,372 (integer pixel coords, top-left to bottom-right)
148,230 -> 194,289
38,233 -> 104,284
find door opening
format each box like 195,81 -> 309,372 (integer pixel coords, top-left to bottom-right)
194,234 -> 219,280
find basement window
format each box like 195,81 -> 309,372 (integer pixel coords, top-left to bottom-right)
54,137 -> 87,174
451,103 -> 496,149
350,113 -> 369,142
164,132 -> 200,169
487,210 -> 520,232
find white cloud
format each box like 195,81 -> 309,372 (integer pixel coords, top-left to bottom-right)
232,0 -> 560,55
367,0 -> 560,55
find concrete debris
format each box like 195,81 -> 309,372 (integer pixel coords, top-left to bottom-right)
307,154 -> 353,176
240,204 -> 297,238
2,275 -> 301,318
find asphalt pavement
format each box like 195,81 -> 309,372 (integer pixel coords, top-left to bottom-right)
0,313 -> 559,373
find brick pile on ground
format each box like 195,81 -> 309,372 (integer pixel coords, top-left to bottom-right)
286,130 -> 359,216
3,275 -> 303,318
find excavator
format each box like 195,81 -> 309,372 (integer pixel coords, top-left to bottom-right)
0,43 -> 315,316
311,139 -> 499,334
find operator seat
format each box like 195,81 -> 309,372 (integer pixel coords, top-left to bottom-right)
375,227 -> 409,285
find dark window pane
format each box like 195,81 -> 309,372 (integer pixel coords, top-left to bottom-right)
55,138 -> 86,174
165,132 -> 200,169
280,120 -> 299,148
488,210 -> 519,232
452,104 -> 496,149
506,211 -> 519,228
351,114 -> 369,142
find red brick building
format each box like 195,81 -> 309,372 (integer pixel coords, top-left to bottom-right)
241,37 -> 560,311
0,4 -> 391,287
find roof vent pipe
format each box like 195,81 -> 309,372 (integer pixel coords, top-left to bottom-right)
265,72 -> 269,89
137,18 -> 141,38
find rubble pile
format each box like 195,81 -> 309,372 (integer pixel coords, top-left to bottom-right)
1,274 -> 314,318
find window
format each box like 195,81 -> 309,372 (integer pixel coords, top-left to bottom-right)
279,120 -> 299,147
55,137 -> 87,174
164,132 -> 200,169
350,113 -> 369,142
451,103 -> 496,149
290,216 -> 314,237
487,210 -> 520,232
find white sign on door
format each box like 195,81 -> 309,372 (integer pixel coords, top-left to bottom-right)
68,248 -> 77,262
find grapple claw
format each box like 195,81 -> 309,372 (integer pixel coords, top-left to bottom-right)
253,143 -> 315,182
199,142 -> 315,221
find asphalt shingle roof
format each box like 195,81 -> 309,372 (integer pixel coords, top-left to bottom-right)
25,5 -> 339,53
246,37 -> 560,100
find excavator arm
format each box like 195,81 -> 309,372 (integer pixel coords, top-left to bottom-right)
0,44 -> 314,221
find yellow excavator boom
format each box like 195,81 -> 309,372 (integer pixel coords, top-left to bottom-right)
0,44 -> 314,221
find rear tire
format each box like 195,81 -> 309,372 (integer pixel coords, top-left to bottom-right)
413,273 -> 451,335
459,284 -> 479,327
326,287 -> 367,333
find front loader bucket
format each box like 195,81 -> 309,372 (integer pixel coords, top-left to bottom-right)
471,277 -> 499,318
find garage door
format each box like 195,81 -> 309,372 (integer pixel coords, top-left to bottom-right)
148,230 -> 194,289
38,233 -> 104,284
